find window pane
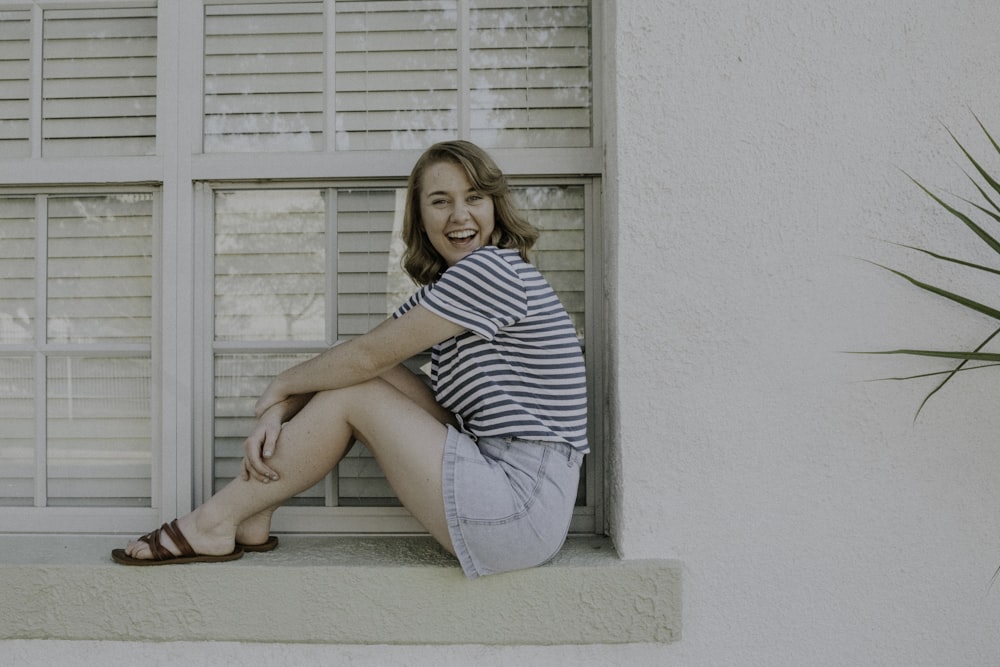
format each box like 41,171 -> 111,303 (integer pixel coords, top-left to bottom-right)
0,10 -> 32,159
46,356 -> 152,507
47,195 -> 154,344
214,190 -> 327,342
204,2 -> 326,152
42,6 -> 157,157
514,185 -> 586,340
0,197 -> 35,344
0,356 -> 34,507
470,1 -> 593,148
335,0 -> 459,150
336,188 -> 403,336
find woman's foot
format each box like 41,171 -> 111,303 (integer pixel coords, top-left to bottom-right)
122,507 -> 237,561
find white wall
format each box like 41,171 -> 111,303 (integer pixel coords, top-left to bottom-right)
607,0 -> 1000,664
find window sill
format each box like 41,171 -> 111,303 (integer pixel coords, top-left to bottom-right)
1,535 -> 680,645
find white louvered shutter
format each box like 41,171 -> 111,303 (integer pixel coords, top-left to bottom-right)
469,0 -> 592,148
0,10 -> 31,159
204,3 -> 326,152
42,7 -> 157,157
334,1 -> 459,151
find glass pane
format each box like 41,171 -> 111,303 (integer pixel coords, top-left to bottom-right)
204,2 -> 325,152
46,356 -> 152,507
0,356 -> 35,506
0,10 -> 32,159
335,0 -> 459,150
42,6 -> 157,157
47,194 -> 154,344
0,197 -> 35,344
470,0 -> 592,148
336,189 -> 403,336
514,185 -> 586,340
215,190 -> 327,342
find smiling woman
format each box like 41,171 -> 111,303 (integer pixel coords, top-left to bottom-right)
114,141 -> 589,579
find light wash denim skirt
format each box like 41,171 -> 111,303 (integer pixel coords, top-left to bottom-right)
442,425 -> 583,579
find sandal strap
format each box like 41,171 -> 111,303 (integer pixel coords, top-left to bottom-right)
161,519 -> 195,557
137,520 -> 195,561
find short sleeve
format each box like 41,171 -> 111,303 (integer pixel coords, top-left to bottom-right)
392,289 -> 424,320
417,248 -> 528,340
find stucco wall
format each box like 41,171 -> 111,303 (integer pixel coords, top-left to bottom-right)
607,0 -> 1000,664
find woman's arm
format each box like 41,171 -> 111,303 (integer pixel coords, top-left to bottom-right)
379,363 -> 457,427
254,304 -> 464,418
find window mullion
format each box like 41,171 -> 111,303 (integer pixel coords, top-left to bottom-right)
327,187 -> 340,507
324,0 -> 336,152
458,0 -> 470,139
33,195 -> 46,507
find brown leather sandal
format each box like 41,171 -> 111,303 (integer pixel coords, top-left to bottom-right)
111,519 -> 244,566
237,535 -> 279,552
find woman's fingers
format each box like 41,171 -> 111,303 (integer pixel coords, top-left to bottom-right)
243,420 -> 281,482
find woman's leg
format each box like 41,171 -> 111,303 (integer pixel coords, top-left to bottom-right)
124,377 -> 454,559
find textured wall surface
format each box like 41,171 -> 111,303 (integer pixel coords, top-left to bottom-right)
605,0 -> 1000,665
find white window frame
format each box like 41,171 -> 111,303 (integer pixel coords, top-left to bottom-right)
0,0 -> 604,536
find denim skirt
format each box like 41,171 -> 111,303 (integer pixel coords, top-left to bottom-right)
441,425 -> 583,579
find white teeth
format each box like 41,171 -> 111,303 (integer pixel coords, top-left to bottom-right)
448,230 -> 476,240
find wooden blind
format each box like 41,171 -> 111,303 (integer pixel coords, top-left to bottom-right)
469,0 -> 592,148
0,10 -> 31,159
334,0 -> 460,150
41,6 -> 157,157
204,2 -> 326,152
204,1 -> 593,152
47,195 -> 154,344
46,356 -> 152,506
0,196 -> 34,344
214,189 -> 327,342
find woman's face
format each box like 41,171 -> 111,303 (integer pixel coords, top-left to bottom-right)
419,161 -> 496,267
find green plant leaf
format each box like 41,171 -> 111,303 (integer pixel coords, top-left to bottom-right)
905,174 -> 1000,257
867,261 -> 1000,321
946,121 -> 1000,200
859,349 -> 1000,362
862,362 -> 1000,381
886,241 -> 1000,277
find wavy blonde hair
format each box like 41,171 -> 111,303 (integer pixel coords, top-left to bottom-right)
401,140 -> 539,285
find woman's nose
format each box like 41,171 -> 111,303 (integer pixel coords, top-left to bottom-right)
450,201 -> 470,221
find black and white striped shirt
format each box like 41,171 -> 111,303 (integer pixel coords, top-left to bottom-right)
394,247 -> 588,453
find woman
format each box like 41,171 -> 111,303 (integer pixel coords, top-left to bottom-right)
113,141 -> 588,578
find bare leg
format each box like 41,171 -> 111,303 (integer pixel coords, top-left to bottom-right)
124,378 -> 453,559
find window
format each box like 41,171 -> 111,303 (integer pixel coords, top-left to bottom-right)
0,191 -> 156,511
0,0 -> 602,536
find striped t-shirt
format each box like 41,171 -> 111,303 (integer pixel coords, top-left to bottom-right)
393,246 -> 588,453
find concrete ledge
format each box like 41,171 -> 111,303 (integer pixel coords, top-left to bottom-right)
0,535 -> 681,645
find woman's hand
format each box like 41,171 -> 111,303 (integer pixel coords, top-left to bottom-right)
242,402 -> 285,483
254,376 -> 291,420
